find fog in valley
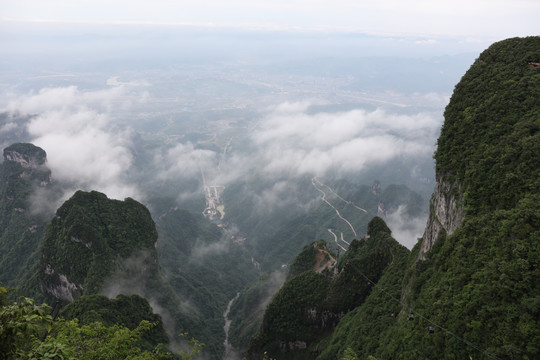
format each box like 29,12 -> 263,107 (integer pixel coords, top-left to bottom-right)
0,20 -> 495,249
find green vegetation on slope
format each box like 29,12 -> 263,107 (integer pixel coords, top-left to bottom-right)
249,217 -> 410,359
318,36 -> 540,360
61,294 -> 169,351
318,237 -> 419,360
228,181 -> 425,354
436,36 -> 540,214
39,190 -> 158,299
0,283 -> 205,360
0,143 -> 51,290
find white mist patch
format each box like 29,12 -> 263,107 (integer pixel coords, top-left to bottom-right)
258,270 -> 287,310
100,250 -> 200,353
191,239 -> 230,260
100,250 -> 155,298
251,103 -> 439,177
153,142 -> 218,180
385,205 -> 428,249
252,180 -> 303,215
5,86 -> 142,201
189,225 -> 240,261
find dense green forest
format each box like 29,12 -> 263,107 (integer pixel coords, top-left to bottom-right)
0,283 -> 204,359
249,36 -> 540,360
248,217 -> 409,359
38,190 -> 159,300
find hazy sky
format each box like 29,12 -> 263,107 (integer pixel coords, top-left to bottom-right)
1,0 -> 538,38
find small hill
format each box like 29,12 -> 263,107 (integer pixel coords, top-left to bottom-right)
61,293 -> 169,350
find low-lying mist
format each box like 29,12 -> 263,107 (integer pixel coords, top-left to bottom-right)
0,83 -> 440,248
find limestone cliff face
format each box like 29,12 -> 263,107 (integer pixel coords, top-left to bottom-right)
418,175 -> 464,260
4,148 -> 44,168
2,143 -> 51,185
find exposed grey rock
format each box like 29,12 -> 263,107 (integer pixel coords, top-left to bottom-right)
418,175 -> 465,260
40,266 -> 83,302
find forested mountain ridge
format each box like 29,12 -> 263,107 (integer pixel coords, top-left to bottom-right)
0,143 -> 51,289
247,217 -> 409,359
250,36 -> 540,359
227,180 -> 426,353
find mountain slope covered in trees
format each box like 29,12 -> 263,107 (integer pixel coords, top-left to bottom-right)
0,143 -> 52,289
247,217 -> 409,359
250,36 -> 540,360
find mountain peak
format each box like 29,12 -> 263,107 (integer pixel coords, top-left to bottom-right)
39,190 -> 158,301
3,143 -> 47,169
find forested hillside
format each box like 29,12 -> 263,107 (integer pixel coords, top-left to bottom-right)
248,217 -> 409,359
0,143 -> 52,291
227,180 -> 425,353
35,190 -> 260,359
250,36 -> 540,360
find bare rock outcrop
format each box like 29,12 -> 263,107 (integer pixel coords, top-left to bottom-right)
418,175 -> 465,260
3,143 -> 51,185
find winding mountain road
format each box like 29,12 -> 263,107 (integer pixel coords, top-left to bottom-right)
328,228 -> 347,251
315,177 -> 368,213
312,177 -> 358,239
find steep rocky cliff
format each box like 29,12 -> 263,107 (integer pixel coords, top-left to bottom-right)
420,36 -> 540,259
324,36 -> 540,360
4,144 -> 46,170
418,175 -> 464,259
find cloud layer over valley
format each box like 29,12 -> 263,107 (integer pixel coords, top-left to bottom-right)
250,102 -> 439,177
3,86 -> 441,190
2,86 -> 439,247
3,86 -> 143,202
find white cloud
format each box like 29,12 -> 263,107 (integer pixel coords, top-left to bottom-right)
3,90 -> 440,216
386,205 -> 427,249
249,104 -> 439,177
153,143 -> 218,181
5,86 -> 142,201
